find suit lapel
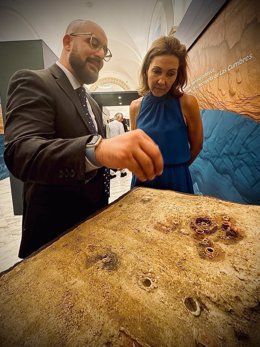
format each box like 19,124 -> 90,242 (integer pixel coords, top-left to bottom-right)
49,64 -> 104,135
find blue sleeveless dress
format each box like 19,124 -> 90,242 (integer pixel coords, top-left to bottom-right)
132,92 -> 194,193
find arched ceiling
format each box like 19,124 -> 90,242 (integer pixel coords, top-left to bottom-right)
0,0 -> 192,91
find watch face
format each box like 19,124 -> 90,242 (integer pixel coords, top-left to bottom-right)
88,135 -> 102,146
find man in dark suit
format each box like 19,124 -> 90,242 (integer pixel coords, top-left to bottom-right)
4,19 -> 163,258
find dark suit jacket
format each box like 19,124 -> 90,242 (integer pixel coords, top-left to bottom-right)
4,64 -> 108,258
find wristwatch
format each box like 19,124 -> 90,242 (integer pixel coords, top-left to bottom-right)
85,134 -> 102,148
85,135 -> 103,168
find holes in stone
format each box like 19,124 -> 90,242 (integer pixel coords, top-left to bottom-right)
206,247 -> 214,253
137,272 -> 157,292
222,221 -> 231,230
199,238 -> 213,248
220,215 -> 241,240
142,278 -> 152,287
183,297 -> 201,316
190,216 -> 218,235
203,246 -> 219,259
197,241 -> 224,261
222,215 -> 230,221
184,297 -> 197,311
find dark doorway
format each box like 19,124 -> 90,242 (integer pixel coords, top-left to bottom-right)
91,91 -> 139,108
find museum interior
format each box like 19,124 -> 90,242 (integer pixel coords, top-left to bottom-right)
0,0 -> 259,346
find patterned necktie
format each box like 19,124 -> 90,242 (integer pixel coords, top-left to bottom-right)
76,86 -> 110,197
76,86 -> 96,134
103,168 -> 110,196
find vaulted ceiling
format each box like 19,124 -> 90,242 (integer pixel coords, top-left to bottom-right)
0,0 -> 192,92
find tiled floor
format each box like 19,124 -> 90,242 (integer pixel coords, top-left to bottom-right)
0,170 -> 132,273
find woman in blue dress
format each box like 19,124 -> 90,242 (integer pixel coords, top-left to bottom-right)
130,35 -> 203,193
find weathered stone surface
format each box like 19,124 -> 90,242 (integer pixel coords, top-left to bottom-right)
0,187 -> 259,346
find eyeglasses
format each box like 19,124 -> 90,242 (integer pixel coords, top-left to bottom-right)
69,32 -> 112,62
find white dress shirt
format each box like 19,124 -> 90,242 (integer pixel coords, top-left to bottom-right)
56,61 -> 102,170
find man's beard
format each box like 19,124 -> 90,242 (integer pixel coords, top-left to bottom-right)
69,51 -> 99,84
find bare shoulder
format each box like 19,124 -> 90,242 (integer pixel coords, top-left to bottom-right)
130,97 -> 142,112
179,93 -> 201,125
130,97 -> 142,130
180,93 -> 199,109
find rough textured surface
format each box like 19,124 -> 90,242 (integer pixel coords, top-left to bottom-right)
0,187 -> 259,346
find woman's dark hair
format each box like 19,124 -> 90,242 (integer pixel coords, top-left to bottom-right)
138,36 -> 188,97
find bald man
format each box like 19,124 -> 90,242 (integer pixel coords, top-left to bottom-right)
4,19 -> 163,258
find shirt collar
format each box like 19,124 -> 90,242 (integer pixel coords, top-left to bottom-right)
56,61 -> 82,90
